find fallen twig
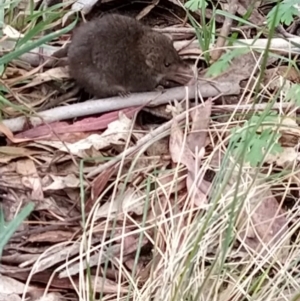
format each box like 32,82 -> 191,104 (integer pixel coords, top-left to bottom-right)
210,0 -> 239,61
2,81 -> 240,133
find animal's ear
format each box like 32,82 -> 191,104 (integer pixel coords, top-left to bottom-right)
145,53 -> 156,68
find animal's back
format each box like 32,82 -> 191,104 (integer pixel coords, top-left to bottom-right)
68,14 -> 146,98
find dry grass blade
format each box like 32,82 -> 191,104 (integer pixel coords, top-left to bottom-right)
2,1 -> 300,301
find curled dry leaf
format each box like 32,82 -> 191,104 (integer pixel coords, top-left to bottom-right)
186,169 -> 211,207
95,187 -> 145,219
169,102 -> 212,206
169,119 -> 194,169
137,251 -> 162,284
170,120 -> 208,205
122,187 -> 147,215
136,0 -> 159,20
142,130 -> 169,157
187,100 -> 212,153
28,231 -> 75,243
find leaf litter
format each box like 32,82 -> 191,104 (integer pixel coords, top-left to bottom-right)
1,1 -> 300,301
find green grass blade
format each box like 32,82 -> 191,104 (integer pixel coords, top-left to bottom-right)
0,18 -> 76,65
0,202 -> 34,258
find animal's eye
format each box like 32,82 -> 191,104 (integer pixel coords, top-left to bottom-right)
164,62 -> 171,67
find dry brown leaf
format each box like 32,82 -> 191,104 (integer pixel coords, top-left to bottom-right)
137,253 -> 162,283
264,66 -> 300,90
265,147 -> 299,167
21,243 -> 80,273
169,119 -> 194,168
0,122 -> 30,143
124,258 -> 145,275
16,107 -> 141,139
90,275 -> 129,294
35,112 -> 133,157
122,187 -> 147,215
5,61 -> 49,86
3,67 -> 27,79
18,66 -> 69,89
42,174 -> 82,190
186,170 -> 210,206
169,108 -> 209,206
0,293 -> 21,301
34,292 -> 63,301
34,197 -> 78,217
28,231 -> 75,243
0,146 -> 40,163
0,192 -> 29,228
276,65 -> 300,82
136,0 -> 159,20
145,134 -> 169,156
114,230 -> 149,254
218,154 -> 289,260
156,168 -> 186,195
259,116 -> 300,147
237,189 -> 289,260
223,0 -> 264,25
59,235 -> 147,278
211,51 -> 276,86
16,159 -> 43,201
0,274 -> 33,295
95,187 -> 145,219
118,157 -> 165,183
187,99 -> 212,153
88,166 -> 116,211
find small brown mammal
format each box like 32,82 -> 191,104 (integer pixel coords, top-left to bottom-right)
68,14 -> 193,98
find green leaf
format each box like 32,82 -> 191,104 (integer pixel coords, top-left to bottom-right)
230,113 -> 283,167
0,64 -> 4,77
267,0 -> 300,27
0,18 -> 76,66
286,83 -> 300,105
185,0 -> 208,12
206,48 -> 250,77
